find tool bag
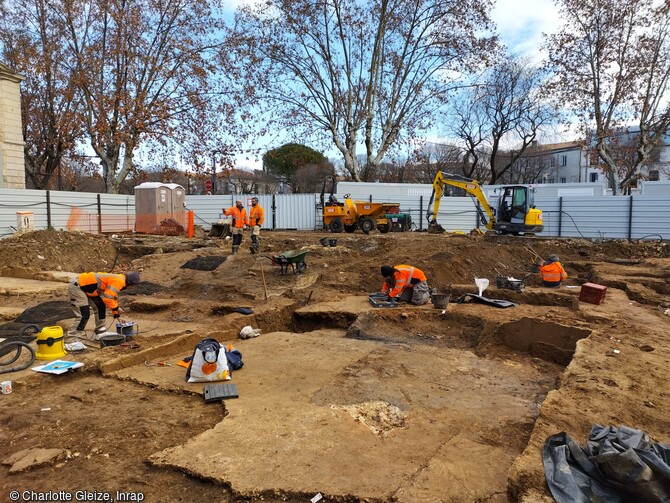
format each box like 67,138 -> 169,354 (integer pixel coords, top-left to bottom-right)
225,345 -> 244,371
186,338 -> 231,383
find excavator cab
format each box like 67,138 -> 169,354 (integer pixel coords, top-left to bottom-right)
494,186 -> 543,234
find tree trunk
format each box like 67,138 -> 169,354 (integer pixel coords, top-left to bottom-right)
597,142 -> 620,195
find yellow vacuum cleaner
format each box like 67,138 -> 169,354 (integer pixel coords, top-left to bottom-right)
35,326 -> 67,360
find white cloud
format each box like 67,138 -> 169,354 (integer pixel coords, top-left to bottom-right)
491,0 -> 560,61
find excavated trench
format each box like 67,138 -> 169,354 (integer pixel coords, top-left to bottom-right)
293,307 -> 590,366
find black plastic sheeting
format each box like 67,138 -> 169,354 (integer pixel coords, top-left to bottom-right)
123,281 -> 163,296
455,293 -> 518,308
0,301 -> 73,336
544,424 -> 670,503
180,256 -> 228,271
14,301 -> 73,324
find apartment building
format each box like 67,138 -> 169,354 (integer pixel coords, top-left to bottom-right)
505,137 -> 670,186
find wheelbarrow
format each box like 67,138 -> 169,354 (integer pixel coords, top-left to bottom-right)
0,324 -> 39,375
265,250 -> 309,275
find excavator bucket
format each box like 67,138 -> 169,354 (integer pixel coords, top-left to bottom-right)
427,220 -> 446,234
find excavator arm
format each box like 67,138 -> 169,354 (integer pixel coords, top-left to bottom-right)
427,171 -> 496,232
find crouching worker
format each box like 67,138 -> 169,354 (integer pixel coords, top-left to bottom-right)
67,271 -> 140,338
380,264 -> 431,305
539,255 -> 567,288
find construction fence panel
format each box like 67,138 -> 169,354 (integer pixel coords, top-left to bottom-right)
100,194 -> 135,234
274,193 -> 318,230
49,191 -> 102,233
430,198 -> 481,233
533,197 -> 561,237
630,196 -> 670,241
557,197 -> 632,240
0,188 -> 48,237
0,189 -> 136,237
185,195 -> 234,228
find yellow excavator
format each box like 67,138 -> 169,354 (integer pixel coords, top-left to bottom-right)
426,171 -> 544,235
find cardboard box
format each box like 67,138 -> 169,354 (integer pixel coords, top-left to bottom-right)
579,282 -> 607,305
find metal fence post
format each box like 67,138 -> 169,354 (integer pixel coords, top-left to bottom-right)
628,196 -> 633,242
419,196 -> 423,231
97,194 -> 102,234
46,191 -> 52,229
558,197 -> 563,237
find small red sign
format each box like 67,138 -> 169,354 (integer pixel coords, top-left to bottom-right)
204,180 -> 213,191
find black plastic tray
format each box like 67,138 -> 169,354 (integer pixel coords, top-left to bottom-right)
368,293 -> 398,308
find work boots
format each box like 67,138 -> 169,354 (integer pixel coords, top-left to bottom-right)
250,235 -> 260,254
232,245 -> 239,255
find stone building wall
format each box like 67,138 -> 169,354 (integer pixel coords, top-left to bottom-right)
0,63 -> 25,189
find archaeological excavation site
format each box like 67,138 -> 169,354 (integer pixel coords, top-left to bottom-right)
1,229 -> 669,503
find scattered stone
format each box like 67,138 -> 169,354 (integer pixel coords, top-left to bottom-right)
4,448 -> 67,473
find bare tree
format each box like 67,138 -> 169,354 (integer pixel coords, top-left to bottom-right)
0,0 -> 83,190
547,0 -> 670,195
62,0 -> 234,193
503,150 -> 555,184
408,142 -> 466,183
292,163 -> 336,193
230,0 -> 495,182
448,56 -> 558,184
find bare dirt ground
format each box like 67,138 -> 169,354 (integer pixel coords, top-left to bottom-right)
1,229 -> 669,502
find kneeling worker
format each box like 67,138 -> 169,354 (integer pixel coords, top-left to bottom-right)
380,264 -> 431,305
539,255 -> 567,288
67,271 -> 140,338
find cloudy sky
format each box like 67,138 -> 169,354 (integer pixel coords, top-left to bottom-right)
492,0 -> 560,60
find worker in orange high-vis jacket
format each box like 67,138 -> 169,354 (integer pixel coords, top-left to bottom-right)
249,196 -> 264,254
539,254 -> 567,288
380,264 -> 431,305
67,271 -> 140,338
224,199 -> 249,255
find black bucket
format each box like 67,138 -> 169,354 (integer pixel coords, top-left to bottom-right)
99,334 -> 125,348
431,293 -> 450,310
328,239 -> 338,247
319,237 -> 330,247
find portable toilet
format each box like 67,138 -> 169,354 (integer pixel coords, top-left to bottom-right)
134,182 -> 171,233
165,183 -> 186,228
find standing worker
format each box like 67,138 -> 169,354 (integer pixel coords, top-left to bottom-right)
380,264 -> 431,305
539,254 -> 568,288
249,196 -> 264,254
224,199 -> 249,255
67,271 -> 140,338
